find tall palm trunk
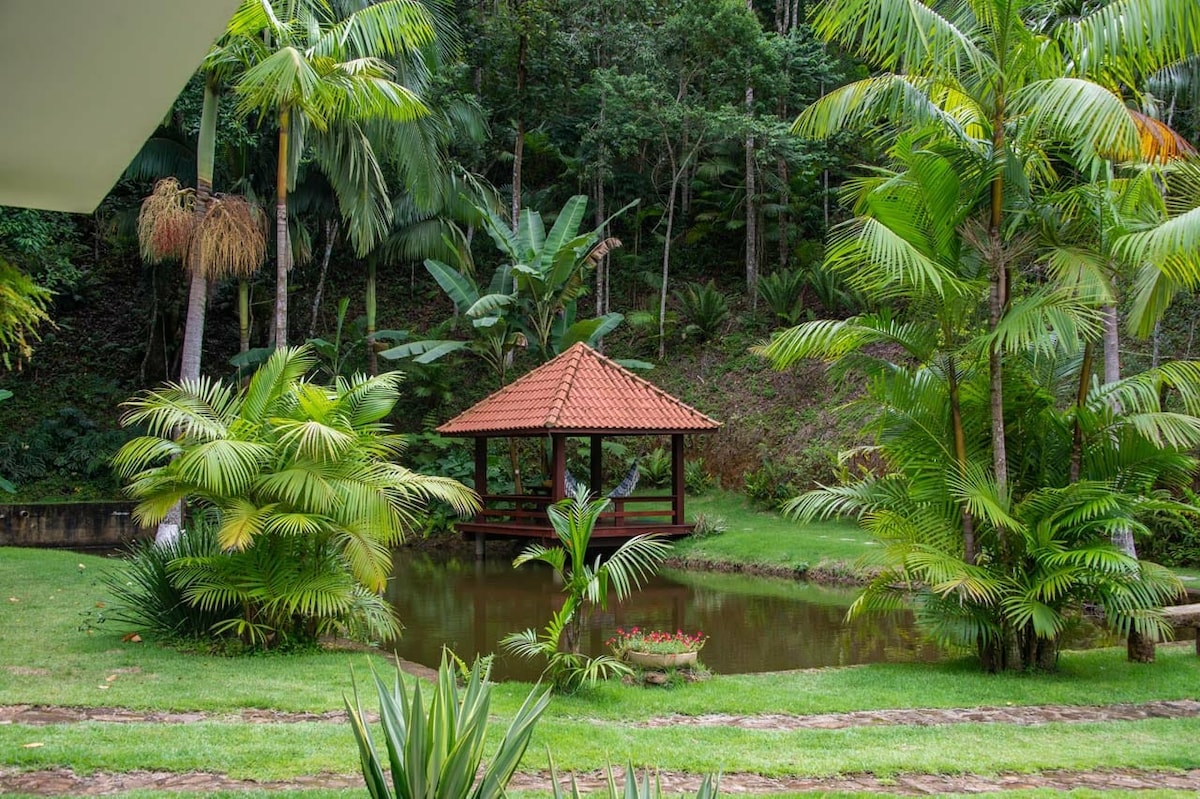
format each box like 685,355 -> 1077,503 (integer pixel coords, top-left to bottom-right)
988,94 -> 1009,506
745,80 -> 758,305
158,77 -> 219,547
274,105 -> 292,351
180,79 -> 219,383
946,351 -> 975,563
239,280 -> 251,353
366,259 -> 378,375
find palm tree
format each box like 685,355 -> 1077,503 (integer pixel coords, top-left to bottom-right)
111,346 -> 478,644
501,486 -> 673,689
227,0 -> 436,349
793,0 -> 1200,499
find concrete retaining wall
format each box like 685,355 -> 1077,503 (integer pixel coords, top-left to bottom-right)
0,502 -> 148,549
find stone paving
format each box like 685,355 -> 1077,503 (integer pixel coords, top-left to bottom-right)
2,700 -> 1199,795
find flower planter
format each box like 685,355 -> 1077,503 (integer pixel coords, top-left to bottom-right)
624,650 -> 698,669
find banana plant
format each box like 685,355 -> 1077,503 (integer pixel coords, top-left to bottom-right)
347,651 -> 551,799
478,194 -> 636,360
379,258 -> 524,388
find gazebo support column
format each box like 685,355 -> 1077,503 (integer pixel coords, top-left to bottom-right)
589,435 -> 603,495
672,433 -> 685,525
552,433 -> 567,500
474,437 -> 488,559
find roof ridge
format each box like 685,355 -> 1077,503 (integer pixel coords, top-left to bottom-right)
544,343 -> 585,427
585,345 -> 720,426
436,343 -> 721,435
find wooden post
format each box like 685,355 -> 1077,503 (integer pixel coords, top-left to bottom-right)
672,434 -> 685,525
474,437 -> 488,510
552,434 -> 567,500
590,435 -> 603,495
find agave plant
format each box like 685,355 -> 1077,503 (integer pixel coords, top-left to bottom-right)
347,652 -> 551,799
548,755 -> 720,799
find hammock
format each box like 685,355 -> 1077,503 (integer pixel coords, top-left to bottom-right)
563,461 -> 640,498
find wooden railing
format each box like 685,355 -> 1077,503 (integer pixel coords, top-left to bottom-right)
476,494 -> 676,527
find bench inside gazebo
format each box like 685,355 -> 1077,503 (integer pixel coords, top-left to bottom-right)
437,343 -> 721,547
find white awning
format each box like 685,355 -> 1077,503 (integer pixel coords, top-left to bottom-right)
0,0 -> 240,213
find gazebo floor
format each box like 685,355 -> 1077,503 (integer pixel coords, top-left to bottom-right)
457,521 -> 694,543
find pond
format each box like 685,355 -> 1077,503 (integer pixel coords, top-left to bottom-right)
383,552 -> 945,680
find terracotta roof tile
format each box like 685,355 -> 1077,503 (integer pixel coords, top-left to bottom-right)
437,343 -> 721,435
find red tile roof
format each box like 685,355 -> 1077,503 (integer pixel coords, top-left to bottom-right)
437,343 -> 721,436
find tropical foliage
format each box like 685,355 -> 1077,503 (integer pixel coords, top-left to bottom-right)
381,195 -> 633,382
502,486 -> 673,690
0,256 -> 51,370
111,346 -> 477,646
759,0 -> 1200,671
347,652 -> 551,799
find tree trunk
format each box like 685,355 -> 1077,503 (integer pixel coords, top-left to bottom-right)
947,352 -> 975,563
366,259 -> 378,376
511,24 -> 527,232
308,218 -> 336,339
988,95 -> 1009,508
1127,630 -> 1156,663
157,75 -> 218,546
1069,342 -> 1094,483
238,280 -> 251,354
777,154 -> 790,271
659,171 -> 680,361
1102,302 -> 1121,385
178,78 -> 218,383
745,81 -> 758,305
274,105 -> 292,351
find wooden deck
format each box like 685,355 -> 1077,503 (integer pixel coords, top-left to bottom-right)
457,493 -> 694,543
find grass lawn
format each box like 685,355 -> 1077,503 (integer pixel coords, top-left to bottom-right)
677,491 -> 873,574
680,491 -> 1200,588
2,545 -> 1198,798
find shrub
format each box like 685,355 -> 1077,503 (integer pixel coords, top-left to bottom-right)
639,447 -> 672,487
111,346 -> 479,648
502,487 -> 672,691
1140,494 -> 1200,568
757,268 -> 807,324
690,513 -> 727,538
102,517 -> 230,642
743,459 -> 796,508
675,280 -> 730,341
685,458 -> 713,494
549,761 -> 719,799
0,406 -> 129,491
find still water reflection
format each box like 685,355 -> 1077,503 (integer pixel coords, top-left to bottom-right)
384,552 -> 944,680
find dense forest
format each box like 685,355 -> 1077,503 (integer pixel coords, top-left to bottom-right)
1,0 -> 1199,509
0,0 -> 882,498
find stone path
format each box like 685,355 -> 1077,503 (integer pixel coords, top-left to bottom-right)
3,700 -> 1199,795
2,766 -> 1199,796
5,698 -> 1200,729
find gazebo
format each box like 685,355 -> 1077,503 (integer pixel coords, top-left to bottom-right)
437,343 -> 720,546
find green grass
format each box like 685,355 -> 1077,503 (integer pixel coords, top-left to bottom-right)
680,490 -> 1200,586
3,546 -> 1199,795
678,491 -> 872,573
2,716 -> 1197,780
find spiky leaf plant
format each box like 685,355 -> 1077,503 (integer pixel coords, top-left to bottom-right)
548,755 -> 720,799
347,652 -> 551,799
